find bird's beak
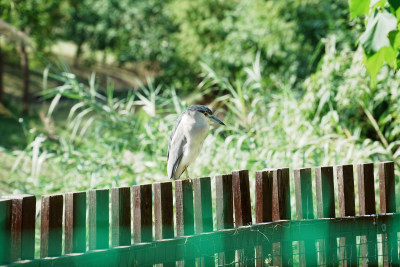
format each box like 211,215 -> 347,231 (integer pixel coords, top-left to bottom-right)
210,115 -> 225,125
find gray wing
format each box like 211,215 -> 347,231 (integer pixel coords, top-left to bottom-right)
167,111 -> 187,179
168,111 -> 186,157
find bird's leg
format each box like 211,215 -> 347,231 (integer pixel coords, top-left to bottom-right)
185,169 -> 193,183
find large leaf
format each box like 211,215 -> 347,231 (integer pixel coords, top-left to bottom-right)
364,46 -> 397,82
359,9 -> 398,54
397,7 -> 400,21
388,0 -> 400,11
389,30 -> 400,51
349,0 -> 371,20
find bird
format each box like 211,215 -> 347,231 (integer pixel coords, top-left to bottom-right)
167,105 -> 225,180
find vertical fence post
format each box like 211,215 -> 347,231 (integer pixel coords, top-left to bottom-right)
337,164 -> 357,267
154,182 -> 174,239
40,194 -> 63,258
315,166 -> 338,267
193,177 -> 214,266
357,163 -> 378,266
88,189 -> 109,250
111,187 -> 131,247
233,169 -> 254,267
65,192 -> 86,254
216,174 -> 234,266
0,199 -> 12,264
154,182 -> 174,266
294,168 -> 317,266
133,184 -> 152,243
255,169 -> 273,267
175,179 -> 195,266
1,194 -> 36,261
272,168 -> 292,267
379,161 -> 399,266
132,184 -> 152,266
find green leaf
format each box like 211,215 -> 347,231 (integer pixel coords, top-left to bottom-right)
350,0 -> 371,20
388,30 -> 400,50
360,9 -> 398,54
389,0 -> 400,11
364,46 -> 397,82
371,0 -> 386,9
396,7 -> 400,21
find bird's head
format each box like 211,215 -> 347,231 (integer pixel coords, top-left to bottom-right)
187,105 -> 225,126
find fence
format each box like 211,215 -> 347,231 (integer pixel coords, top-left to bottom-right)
0,161 -> 399,266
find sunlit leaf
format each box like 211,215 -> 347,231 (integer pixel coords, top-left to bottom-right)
349,0 -> 371,20
389,30 -> 400,51
389,0 -> 400,11
360,9 -> 397,54
364,46 -> 397,82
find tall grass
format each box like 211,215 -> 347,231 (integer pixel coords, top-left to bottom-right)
5,37 -> 400,214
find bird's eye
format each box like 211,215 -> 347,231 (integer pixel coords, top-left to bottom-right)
203,112 -> 208,116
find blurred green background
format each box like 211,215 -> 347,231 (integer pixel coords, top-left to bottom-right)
0,0 -> 399,212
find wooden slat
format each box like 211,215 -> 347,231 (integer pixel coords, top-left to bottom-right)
193,177 -> 214,267
294,168 -> 317,267
20,195 -> 36,260
175,179 -> 194,236
40,194 -> 63,258
337,164 -> 357,267
193,177 -> 213,233
358,163 -> 376,215
111,187 -> 131,247
133,184 -> 152,243
255,169 -> 273,267
154,182 -> 174,240
337,165 -> 356,217
88,189 -> 109,250
233,170 -> 252,227
379,161 -> 396,213
215,174 -> 234,266
175,179 -> 195,266
272,168 -> 291,221
65,191 -> 86,254
0,199 -> 12,264
294,168 -> 314,220
272,168 -> 292,266
154,181 -> 174,267
1,194 -> 36,261
216,174 -> 234,230
233,169 -> 254,266
357,163 -> 378,266
255,170 -> 272,223
315,166 -> 335,218
2,195 -> 22,262
379,161 -> 399,266
315,166 -> 337,266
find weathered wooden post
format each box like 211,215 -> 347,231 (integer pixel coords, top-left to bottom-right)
255,169 -> 273,267
216,174 -> 234,266
294,168 -> 317,266
357,163 -> 378,266
40,194 -> 63,258
337,164 -> 357,266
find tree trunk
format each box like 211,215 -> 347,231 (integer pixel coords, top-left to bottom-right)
102,50 -> 107,65
74,42 -> 83,67
0,43 -> 3,104
20,42 -> 29,114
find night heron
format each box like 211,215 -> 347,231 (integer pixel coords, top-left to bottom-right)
167,105 -> 225,179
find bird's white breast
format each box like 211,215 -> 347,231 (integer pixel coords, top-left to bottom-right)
177,113 -> 210,175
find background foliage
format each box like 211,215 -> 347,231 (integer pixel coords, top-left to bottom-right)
350,0 -> 400,81
1,0 -> 400,210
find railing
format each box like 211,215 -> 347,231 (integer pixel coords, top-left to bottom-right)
0,161 -> 399,266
